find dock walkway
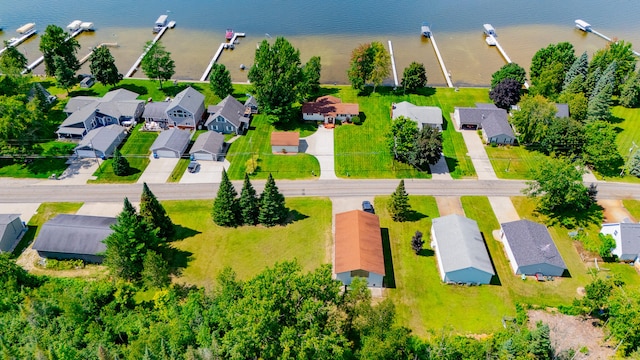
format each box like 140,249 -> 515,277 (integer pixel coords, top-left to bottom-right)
576,20 -> 640,57
78,43 -> 119,65
23,29 -> 84,74
124,26 -> 168,78
0,31 -> 38,56
485,32 -> 529,89
387,40 -> 399,87
430,33 -> 453,88
200,32 -> 246,81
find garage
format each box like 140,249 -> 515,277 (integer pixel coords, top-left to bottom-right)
189,131 -> 225,161
150,128 -> 191,159
75,125 -> 127,159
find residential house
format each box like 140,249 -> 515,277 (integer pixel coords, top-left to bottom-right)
57,89 -> 144,139
600,222 -> 640,262
32,214 -> 116,263
500,219 -> 567,277
453,103 -> 515,144
391,101 -> 443,131
74,124 -> 127,159
190,131 -> 226,161
431,214 -> 495,284
0,214 -> 25,253
80,75 -> 95,88
334,210 -> 385,287
555,103 -> 570,118
142,87 -> 205,130
150,128 -> 191,158
271,132 -> 299,154
204,95 -> 249,134
481,114 -> 516,145
302,96 -> 359,125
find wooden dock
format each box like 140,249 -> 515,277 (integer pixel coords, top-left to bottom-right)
23,29 -> 84,74
200,32 -> 246,82
575,20 -> 640,57
485,32 -> 530,89
78,43 -> 119,65
429,33 -> 454,88
0,31 -> 38,56
124,25 -> 169,78
387,40 -> 399,87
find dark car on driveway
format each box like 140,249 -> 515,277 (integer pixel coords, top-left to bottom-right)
362,200 -> 374,214
187,161 -> 200,173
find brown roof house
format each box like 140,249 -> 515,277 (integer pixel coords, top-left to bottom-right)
271,132 -> 299,154
302,96 -> 359,125
334,210 -> 385,287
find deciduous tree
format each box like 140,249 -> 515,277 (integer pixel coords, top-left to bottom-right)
89,46 -> 122,86
411,231 -> 424,255
212,169 -> 239,227
0,41 -> 27,75
539,117 -> 585,157
530,62 -> 565,99
208,63 -> 233,99
140,41 -> 175,89
583,121 -> 623,176
524,157 -> 591,213
239,173 -> 259,225
387,116 -> 418,163
401,62 -> 428,93
140,182 -> 174,240
530,42 -> 576,81
141,250 -> 171,289
111,148 -> 130,176
590,40 -> 637,94
39,24 -> 80,76
259,173 -> 287,226
510,94 -> 557,144
388,180 -> 411,222
370,42 -> 391,93
409,126 -> 442,168
302,55 -> 322,98
348,41 -> 389,92
54,56 -> 77,93
489,78 -> 522,109
491,63 -> 526,88
557,91 -> 588,122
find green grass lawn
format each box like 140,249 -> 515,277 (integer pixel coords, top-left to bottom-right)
226,114 -> 320,180
164,197 -> 332,288
606,105 -> 640,183
168,159 -> 190,183
0,141 -> 76,179
622,200 -> 640,219
485,145 -> 549,180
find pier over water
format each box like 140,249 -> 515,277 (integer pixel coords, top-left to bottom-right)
125,25 -> 170,78
200,32 -> 246,82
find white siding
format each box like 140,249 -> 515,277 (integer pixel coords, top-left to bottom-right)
191,152 -> 215,161
302,113 -> 325,121
431,227 -> 447,282
500,229 -> 520,274
336,271 -> 384,288
76,149 -> 99,158
155,150 -> 178,158
271,145 -> 298,154
601,224 -> 623,258
453,109 -> 462,129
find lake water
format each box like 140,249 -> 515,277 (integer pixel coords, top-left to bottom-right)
1,0 -> 639,86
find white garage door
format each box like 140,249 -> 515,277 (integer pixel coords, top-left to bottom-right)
76,150 -> 98,158
155,150 -> 178,158
191,152 -> 214,161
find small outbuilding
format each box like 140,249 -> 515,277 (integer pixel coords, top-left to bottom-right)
431,214 -> 495,284
500,219 -> 567,277
0,214 -> 26,253
150,128 -> 191,158
334,210 -> 385,287
74,124 -> 127,159
189,131 -> 226,161
271,132 -> 299,154
600,222 -> 640,262
32,214 -> 116,263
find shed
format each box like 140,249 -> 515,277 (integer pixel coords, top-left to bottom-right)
32,214 -> 116,263
500,220 -> 567,276
600,222 -> 640,262
75,125 -> 127,159
0,214 -> 26,253
190,131 -> 225,161
271,132 -> 299,154
431,214 -> 495,284
334,210 -> 385,287
150,128 -> 191,158
80,76 -> 95,88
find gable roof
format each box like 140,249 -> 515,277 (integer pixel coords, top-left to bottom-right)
555,103 -> 570,118
32,214 -> 116,256
271,132 -> 299,146
455,106 -> 507,126
151,128 -> 191,152
166,87 -> 205,114
244,96 -> 258,108
501,219 -> 566,270
205,95 -> 247,128
190,131 -> 224,155
432,215 -> 495,275
603,222 -> 640,255
392,102 -> 443,126
302,96 -> 359,116
335,210 -> 385,275
75,125 -> 126,153
143,101 -> 171,119
60,89 -> 143,128
482,113 -> 515,139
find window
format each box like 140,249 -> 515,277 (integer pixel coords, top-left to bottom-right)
226,126 -> 233,131
614,230 -> 618,236
350,270 -> 369,278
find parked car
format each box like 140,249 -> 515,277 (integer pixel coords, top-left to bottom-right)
362,200 -> 374,214
187,161 -> 200,173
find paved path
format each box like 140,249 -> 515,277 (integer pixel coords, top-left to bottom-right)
77,201 -> 137,217
40,158 -> 99,185
429,155 -> 452,180
435,196 -> 464,216
136,156 -> 180,184
583,168 -> 599,183
460,130 -> 497,180
0,202 -> 40,223
301,126 -> 337,180
179,160 -> 230,184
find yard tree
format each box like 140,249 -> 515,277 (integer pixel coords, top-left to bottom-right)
89,46 -> 122,86
140,182 -> 174,240
212,169 -> 239,227
141,250 -> 171,289
619,72 -> 640,108
489,78 -> 522,109
557,91 -> 588,122
491,63 -> 526,88
140,40 -> 175,89
239,173 -> 259,225
628,149 -> 640,177
584,67 -> 602,99
248,37 -> 304,118
598,233 -> 616,258
39,24 -> 80,76
401,62 -> 428,93
388,180 -> 411,222
529,42 -> 576,81
348,41 -> 388,92
583,120 -> 623,176
0,41 -> 27,75
302,55 -> 322,98
563,73 -> 586,95
510,94 -> 557,144
411,230 -> 424,255
586,85 -> 612,122
259,173 -> 287,227
387,116 -> 418,163
539,117 -> 585,157
0,96 -> 39,156
208,63 -> 234,99
111,148 -> 130,176
607,287 -> 640,355
589,60 -> 616,101
530,62 -> 565,99
590,40 -> 637,94
369,42 -> 391,93
524,157 -> 592,214
409,126 -> 442,169
563,51 -> 589,91
54,55 -> 77,94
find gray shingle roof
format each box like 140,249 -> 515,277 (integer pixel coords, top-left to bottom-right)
32,214 -> 116,256
456,107 -> 507,126
143,101 -> 170,119
205,95 -> 247,128
555,103 -> 570,118
59,89 -> 143,129
190,131 -> 224,155
619,223 -> 640,255
244,96 -> 258,108
482,113 -> 515,139
392,102 -> 443,126
501,219 -> 567,270
150,128 -> 191,152
166,87 -> 205,114
75,125 -> 126,153
432,214 -> 495,276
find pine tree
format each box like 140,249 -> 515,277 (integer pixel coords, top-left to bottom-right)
212,169 -> 239,227
411,230 -> 424,255
563,51 -> 588,91
112,148 -> 130,176
258,173 -> 287,227
587,84 -> 612,122
141,250 -> 171,289
619,72 -> 640,108
239,173 -> 259,225
140,182 -> 174,240
209,63 -> 234,99
628,150 -> 640,177
388,180 -> 411,222
590,61 -> 616,101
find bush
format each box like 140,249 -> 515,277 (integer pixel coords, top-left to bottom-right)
39,258 -> 85,270
351,116 -> 362,125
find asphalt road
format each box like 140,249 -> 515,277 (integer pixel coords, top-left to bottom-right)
0,178 -> 637,203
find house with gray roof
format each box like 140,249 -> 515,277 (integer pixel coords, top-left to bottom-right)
150,128 -> 192,158
190,131 -> 226,161
142,87 -> 205,130
204,95 -> 249,135
391,102 -> 443,131
500,219 -> 567,277
57,89 -> 144,139
32,214 -> 116,263
452,103 -> 507,130
74,125 -> 127,159
244,96 -> 259,115
481,114 -> 516,145
431,214 -> 495,284
600,222 -> 640,262
0,214 -> 25,253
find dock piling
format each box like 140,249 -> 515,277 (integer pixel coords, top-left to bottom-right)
387,40 -> 399,87
575,19 -> 640,57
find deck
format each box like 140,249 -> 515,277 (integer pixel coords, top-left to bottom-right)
200,32 -> 246,81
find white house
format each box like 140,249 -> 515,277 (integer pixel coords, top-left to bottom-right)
271,132 -> 299,154
391,102 -> 443,131
600,222 -> 640,262
302,96 -> 359,125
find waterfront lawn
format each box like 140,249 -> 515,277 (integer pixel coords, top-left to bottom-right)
485,145 -> 548,180
0,141 -> 76,179
226,114 -> 320,180
334,86 -> 486,179
90,124 -> 157,183
164,197 -> 332,288
606,105 -> 640,183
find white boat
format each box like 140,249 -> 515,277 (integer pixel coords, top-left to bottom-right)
80,22 -> 94,31
485,36 -> 496,46
8,37 -> 20,46
421,22 -> 431,38
67,20 -> 82,32
17,23 -> 35,34
483,23 -> 496,37
153,14 -> 168,33
168,20 -> 176,29
575,19 -> 591,32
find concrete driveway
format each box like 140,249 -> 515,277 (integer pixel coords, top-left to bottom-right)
136,155 -> 180,184
488,196 -> 520,224
301,126 -> 337,180
435,196 -> 464,216
179,159 -> 230,184
430,154 -> 451,180
599,199 -> 636,223
460,130 -> 497,180
0,202 -> 40,223
76,201 -> 140,217
39,158 -> 99,185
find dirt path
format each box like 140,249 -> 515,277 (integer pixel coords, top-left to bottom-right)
599,199 -> 636,223
435,196 -> 464,216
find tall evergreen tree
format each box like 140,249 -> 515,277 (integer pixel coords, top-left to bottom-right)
589,60 -> 616,101
587,84 -> 612,122
111,148 -> 130,176
89,46 -> 122,86
388,180 -> 411,222
140,182 -> 174,240
584,67 -> 602,99
619,72 -> 640,108
212,169 -> 239,227
141,250 -> 171,289
259,173 -> 287,227
209,63 -> 234,99
563,51 -> 588,91
411,231 -> 424,255
239,173 -> 259,225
